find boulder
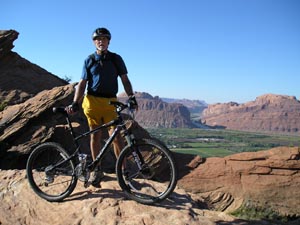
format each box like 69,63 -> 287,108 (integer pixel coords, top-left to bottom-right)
0,83 -> 88,168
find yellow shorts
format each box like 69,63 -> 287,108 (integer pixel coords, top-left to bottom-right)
82,95 -> 117,127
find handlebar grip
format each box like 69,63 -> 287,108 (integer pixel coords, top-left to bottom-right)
53,107 -> 66,114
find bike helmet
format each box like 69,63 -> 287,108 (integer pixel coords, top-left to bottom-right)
92,28 -> 111,40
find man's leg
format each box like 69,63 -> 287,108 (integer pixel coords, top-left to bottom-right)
108,127 -> 125,158
89,125 -> 105,187
90,125 -> 102,160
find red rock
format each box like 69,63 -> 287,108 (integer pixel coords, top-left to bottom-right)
202,94 -> 300,135
178,147 -> 300,216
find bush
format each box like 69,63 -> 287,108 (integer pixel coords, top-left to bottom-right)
231,200 -> 289,223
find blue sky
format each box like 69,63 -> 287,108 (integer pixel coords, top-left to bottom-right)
2,0 -> 300,104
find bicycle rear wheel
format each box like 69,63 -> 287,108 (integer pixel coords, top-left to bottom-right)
116,138 -> 177,204
26,142 -> 77,202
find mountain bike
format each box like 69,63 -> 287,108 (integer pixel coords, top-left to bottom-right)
26,100 -> 177,204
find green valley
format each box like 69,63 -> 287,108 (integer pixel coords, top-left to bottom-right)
146,128 -> 300,158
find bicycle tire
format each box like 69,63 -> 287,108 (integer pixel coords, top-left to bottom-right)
26,142 -> 77,202
116,138 -> 177,204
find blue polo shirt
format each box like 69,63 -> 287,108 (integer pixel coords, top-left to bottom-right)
81,51 -> 128,97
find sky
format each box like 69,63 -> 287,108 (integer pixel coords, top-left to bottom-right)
2,0 -> 300,104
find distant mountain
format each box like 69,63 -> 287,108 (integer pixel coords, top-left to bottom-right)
118,92 -> 195,128
161,98 -> 207,114
201,94 -> 300,135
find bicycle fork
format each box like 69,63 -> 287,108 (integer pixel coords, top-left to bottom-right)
123,131 -> 146,170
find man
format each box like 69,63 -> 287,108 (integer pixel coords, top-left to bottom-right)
66,27 -> 138,187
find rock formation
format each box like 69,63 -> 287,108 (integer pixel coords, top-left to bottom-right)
0,30 -> 68,106
0,83 -> 84,168
201,94 -> 300,135
119,92 -> 195,128
178,146 -> 300,217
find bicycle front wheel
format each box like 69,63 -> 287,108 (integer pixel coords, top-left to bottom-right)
116,138 -> 177,204
26,142 -> 77,202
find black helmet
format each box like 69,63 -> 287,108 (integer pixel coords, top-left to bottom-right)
92,28 -> 111,40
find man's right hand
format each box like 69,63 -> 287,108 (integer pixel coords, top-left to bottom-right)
128,95 -> 138,110
65,102 -> 79,114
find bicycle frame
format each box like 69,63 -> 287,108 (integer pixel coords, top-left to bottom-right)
58,107 -> 134,173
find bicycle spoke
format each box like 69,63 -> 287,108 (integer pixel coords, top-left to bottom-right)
26,142 -> 77,202
117,139 -> 177,204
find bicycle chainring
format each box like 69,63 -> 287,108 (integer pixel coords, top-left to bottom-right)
75,164 -> 90,182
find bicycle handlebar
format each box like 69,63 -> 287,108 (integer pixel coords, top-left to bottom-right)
52,101 -> 130,116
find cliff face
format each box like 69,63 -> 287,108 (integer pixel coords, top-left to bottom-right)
119,92 -> 195,128
202,94 -> 300,134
